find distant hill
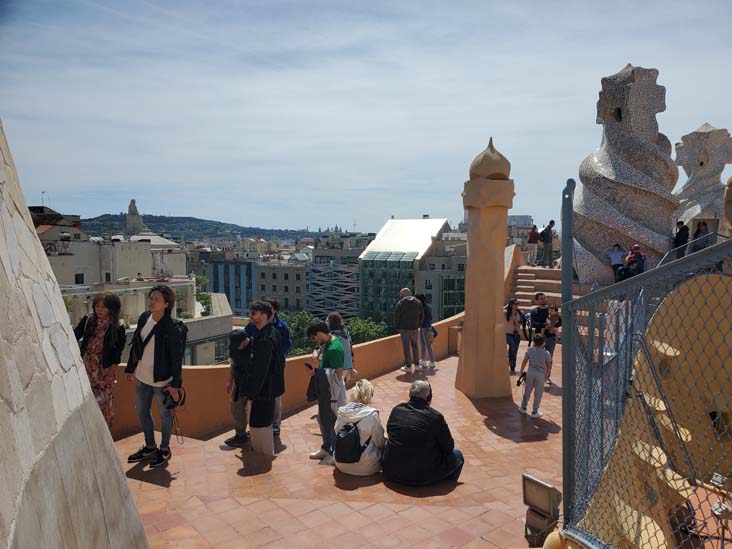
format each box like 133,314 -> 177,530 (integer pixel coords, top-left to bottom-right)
80,214 -> 321,241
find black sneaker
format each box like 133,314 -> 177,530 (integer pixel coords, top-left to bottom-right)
127,445 -> 157,463
150,448 -> 171,468
224,433 -> 250,447
273,425 -> 281,437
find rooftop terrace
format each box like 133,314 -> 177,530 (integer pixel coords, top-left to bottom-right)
115,342 -> 563,548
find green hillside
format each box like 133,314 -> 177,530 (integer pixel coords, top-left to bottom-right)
81,214 -> 320,241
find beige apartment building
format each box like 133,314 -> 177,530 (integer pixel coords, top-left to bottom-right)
255,260 -> 307,312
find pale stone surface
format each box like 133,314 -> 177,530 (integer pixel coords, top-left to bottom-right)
456,138 -> 514,398
574,64 -> 679,284
674,123 -> 732,236
0,118 -> 147,548
124,198 -> 150,235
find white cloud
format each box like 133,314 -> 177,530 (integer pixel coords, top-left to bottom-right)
1,0 -> 731,232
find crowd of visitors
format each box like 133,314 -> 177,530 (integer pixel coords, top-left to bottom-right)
74,281 -> 581,488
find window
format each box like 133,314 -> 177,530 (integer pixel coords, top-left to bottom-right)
272,272 -> 277,280
425,293 -> 432,304
74,273 -> 84,284
284,273 -> 289,280
214,337 -> 228,363
260,284 -> 265,291
260,272 -> 265,279
284,285 -> 289,292
105,272 -> 111,282
425,279 -> 432,290
296,298 -> 301,308
296,273 -> 301,281
458,263 -> 465,272
73,233 -> 81,240
429,264 -> 435,271
272,285 -> 277,292
284,297 -> 289,308
296,286 -> 301,294
184,345 -> 194,365
441,264 -> 446,271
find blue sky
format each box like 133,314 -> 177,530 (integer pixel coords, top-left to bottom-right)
1,0 -> 731,233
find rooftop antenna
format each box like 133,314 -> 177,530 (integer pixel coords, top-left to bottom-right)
41,190 -> 48,207
352,219 -> 357,232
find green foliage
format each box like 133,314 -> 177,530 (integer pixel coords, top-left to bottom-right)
279,310 -> 316,357
279,311 -> 389,357
347,317 -> 389,344
179,311 -> 193,319
196,292 -> 212,308
62,296 -> 73,313
196,275 -> 209,292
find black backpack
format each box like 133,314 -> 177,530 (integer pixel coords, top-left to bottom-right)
232,325 -> 277,400
334,422 -> 370,463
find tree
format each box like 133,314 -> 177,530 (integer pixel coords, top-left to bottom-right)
279,310 -> 317,357
196,275 -> 209,292
196,292 -> 212,308
347,317 -> 389,344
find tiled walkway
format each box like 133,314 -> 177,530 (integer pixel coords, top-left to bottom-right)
115,342 -> 563,548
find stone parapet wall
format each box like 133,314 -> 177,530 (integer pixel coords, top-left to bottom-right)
108,243 -> 526,440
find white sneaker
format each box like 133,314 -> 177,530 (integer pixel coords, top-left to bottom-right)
428,361 -> 436,369
530,411 -> 543,419
419,360 -> 426,367
414,365 -> 422,372
400,365 -> 411,372
319,455 -> 335,466
309,449 -> 327,460
518,407 -> 528,415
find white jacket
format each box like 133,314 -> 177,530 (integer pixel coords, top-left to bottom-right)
334,403 -> 386,476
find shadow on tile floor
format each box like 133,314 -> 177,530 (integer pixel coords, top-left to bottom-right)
125,461 -> 177,488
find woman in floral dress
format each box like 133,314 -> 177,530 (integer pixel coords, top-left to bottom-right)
74,292 -> 126,428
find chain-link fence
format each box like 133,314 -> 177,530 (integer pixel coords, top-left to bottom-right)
562,238 -> 732,548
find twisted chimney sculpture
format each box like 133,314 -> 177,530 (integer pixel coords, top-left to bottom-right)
573,64 -> 679,284
674,123 -> 732,236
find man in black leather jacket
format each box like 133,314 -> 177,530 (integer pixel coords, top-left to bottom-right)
382,380 -> 464,485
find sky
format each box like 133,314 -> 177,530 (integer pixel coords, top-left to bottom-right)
1,0 -> 732,233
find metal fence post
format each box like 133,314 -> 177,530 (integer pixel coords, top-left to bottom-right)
561,178 -> 576,524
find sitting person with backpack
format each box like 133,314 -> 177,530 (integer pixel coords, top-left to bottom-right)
334,379 -> 385,476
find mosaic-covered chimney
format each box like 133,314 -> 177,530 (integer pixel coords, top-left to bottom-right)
573,64 -> 679,284
674,123 -> 732,237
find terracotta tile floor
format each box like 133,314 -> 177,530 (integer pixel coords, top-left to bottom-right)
115,342 -> 563,548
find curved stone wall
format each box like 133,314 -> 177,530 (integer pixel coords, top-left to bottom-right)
574,64 -> 679,284
0,120 -> 146,548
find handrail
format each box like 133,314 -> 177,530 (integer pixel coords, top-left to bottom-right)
656,231 -> 728,268
565,237 -> 732,311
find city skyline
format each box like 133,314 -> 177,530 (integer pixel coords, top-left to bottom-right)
2,1 -> 732,232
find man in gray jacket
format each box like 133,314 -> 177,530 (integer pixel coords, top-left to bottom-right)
395,288 -> 424,373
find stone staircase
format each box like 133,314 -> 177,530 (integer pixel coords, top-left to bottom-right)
512,265 -> 593,309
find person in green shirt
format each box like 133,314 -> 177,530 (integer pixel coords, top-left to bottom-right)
306,320 -> 345,464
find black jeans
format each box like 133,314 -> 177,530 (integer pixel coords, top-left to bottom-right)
506,332 -> 520,371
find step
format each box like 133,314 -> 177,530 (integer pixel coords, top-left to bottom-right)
515,291 -> 566,308
517,266 -> 563,280
656,415 -> 692,443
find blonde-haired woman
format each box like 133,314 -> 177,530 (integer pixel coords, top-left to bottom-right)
333,380 -> 386,476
